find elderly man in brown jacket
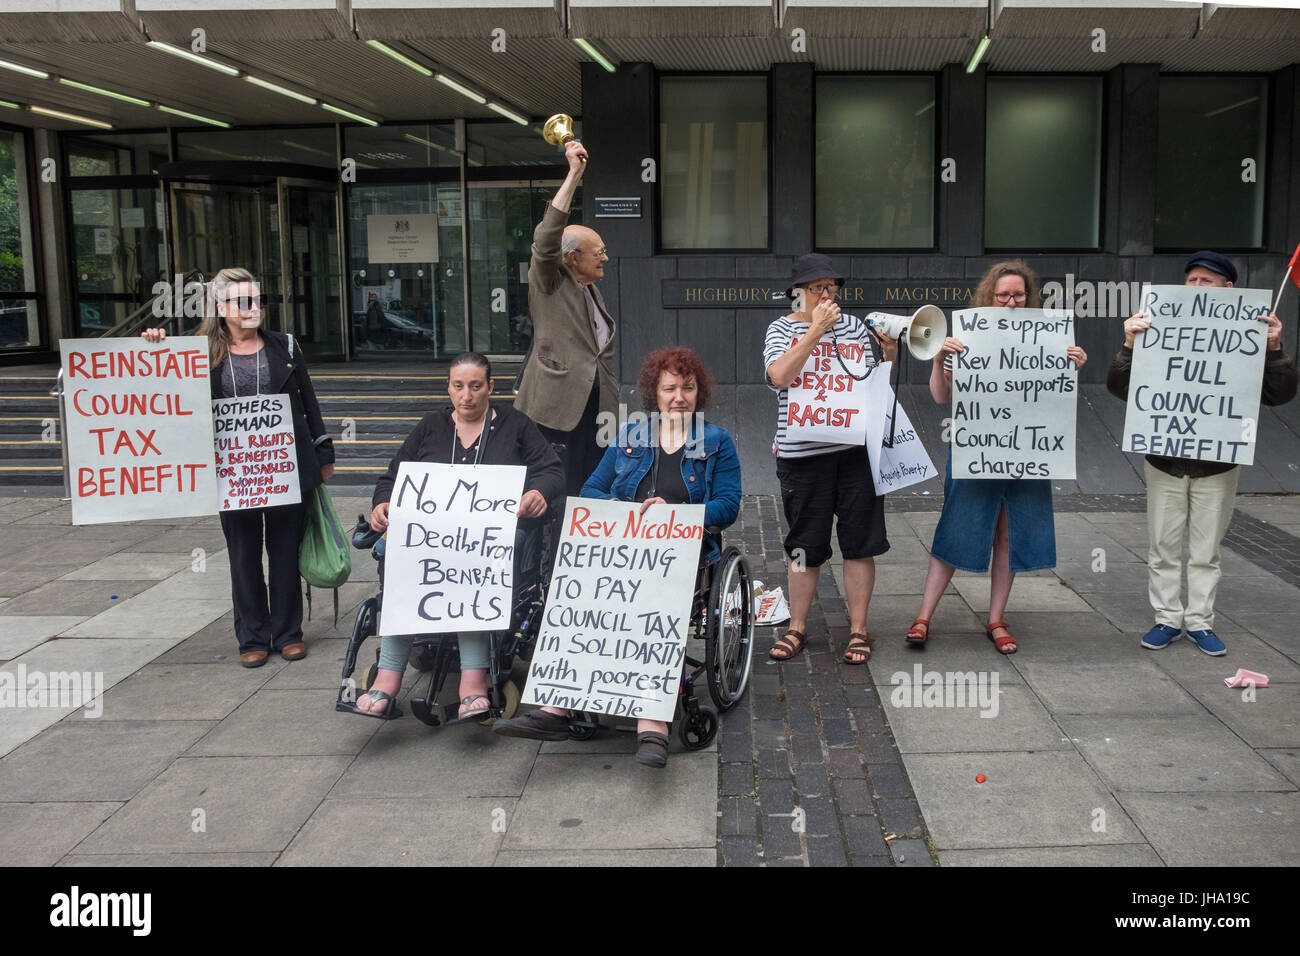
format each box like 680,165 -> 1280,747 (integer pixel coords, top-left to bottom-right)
514,138 -> 619,496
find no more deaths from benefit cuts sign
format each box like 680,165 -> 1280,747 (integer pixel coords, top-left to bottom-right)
60,337 -> 218,524
523,499 -> 705,723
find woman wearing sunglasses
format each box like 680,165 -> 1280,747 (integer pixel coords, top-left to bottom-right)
144,266 -> 335,667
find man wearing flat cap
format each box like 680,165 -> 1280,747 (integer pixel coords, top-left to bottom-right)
1107,251 -> 1298,656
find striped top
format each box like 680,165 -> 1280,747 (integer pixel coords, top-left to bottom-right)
763,312 -> 879,459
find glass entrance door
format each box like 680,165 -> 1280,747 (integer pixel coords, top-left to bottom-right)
167,176 -> 345,359
278,180 -> 343,359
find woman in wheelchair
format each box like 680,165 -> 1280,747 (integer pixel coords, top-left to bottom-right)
346,351 -> 563,720
492,346 -> 742,768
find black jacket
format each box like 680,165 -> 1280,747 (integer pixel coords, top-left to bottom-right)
210,330 -> 335,494
372,403 -> 564,507
1107,343 -> 1298,479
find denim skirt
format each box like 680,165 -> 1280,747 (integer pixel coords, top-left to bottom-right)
929,451 -> 1057,573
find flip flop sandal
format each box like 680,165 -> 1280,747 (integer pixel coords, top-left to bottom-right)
445,694 -> 492,726
987,621 -> 1018,655
844,632 -> 874,665
636,732 -> 669,768
905,618 -> 930,645
769,629 -> 808,661
336,689 -> 403,720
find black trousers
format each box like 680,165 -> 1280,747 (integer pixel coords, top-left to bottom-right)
538,381 -> 604,499
220,501 -> 308,653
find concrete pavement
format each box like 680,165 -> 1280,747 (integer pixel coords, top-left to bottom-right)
0,492 -> 1296,866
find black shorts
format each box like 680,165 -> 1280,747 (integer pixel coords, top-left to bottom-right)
776,446 -> 889,567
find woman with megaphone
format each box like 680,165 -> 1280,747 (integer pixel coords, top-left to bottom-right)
904,260 -> 1086,654
763,254 -> 897,665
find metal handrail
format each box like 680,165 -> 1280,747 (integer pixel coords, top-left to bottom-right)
97,269 -> 206,339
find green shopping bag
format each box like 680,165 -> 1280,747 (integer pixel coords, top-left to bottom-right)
299,484 -> 351,623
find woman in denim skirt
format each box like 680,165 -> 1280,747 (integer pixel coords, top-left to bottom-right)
904,260 -> 1086,654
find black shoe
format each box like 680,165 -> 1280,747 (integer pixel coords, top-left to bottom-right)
492,709 -> 571,741
636,732 -> 669,769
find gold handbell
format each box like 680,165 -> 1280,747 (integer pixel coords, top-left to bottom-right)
543,113 -> 584,162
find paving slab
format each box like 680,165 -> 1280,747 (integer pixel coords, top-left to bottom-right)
1059,715 -> 1294,792
73,755 -> 351,855
1020,660 -> 1204,717
0,802 -> 122,867
494,848 -> 715,866
1213,574 -> 1300,617
1054,562 -> 1150,593
58,552 -> 196,581
906,751 -> 1141,849
0,580 -> 153,618
502,752 -> 716,851
1115,791 -> 1300,866
1179,682 -> 1300,749
260,639 -> 354,690
939,844 -> 1164,866
126,528 -> 231,554
1217,613 -> 1300,662
56,852 -> 279,867
0,720 -> 215,801
276,796 -> 512,867
1259,749 -> 1300,787
186,688 -> 380,756
60,596 -> 231,640
882,682 -> 1069,754
1146,629 -> 1300,685
539,723 -> 716,755
91,662 -> 275,721
950,574 -> 1093,614
0,615 -> 87,658
331,713 -> 539,799
151,612 -> 243,664
866,633 -> 1026,684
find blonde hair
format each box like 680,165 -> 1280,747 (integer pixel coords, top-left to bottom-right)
198,266 -> 258,368
973,259 -> 1041,309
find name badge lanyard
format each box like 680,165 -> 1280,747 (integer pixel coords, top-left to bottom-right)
227,348 -> 262,398
827,318 -> 903,449
452,403 -> 491,466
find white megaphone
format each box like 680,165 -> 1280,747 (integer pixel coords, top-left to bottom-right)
864,305 -> 947,361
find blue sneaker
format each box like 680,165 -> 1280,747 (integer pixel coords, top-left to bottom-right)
1186,629 -> 1227,656
1140,624 -> 1181,650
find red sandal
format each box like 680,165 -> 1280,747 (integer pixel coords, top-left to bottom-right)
905,617 -> 930,645
986,621 -> 1018,655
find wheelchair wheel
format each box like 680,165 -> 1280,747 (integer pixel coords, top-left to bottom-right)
704,546 -> 755,712
567,711 -> 600,741
679,709 -> 718,750
484,679 -> 520,725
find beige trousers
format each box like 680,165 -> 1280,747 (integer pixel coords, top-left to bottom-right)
1144,462 -> 1239,631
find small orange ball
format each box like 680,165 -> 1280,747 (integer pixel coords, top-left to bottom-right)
975,774 -> 986,784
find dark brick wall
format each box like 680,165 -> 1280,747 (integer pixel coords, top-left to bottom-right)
581,61 -> 1300,389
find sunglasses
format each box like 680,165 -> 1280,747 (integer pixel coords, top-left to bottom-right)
224,294 -> 267,311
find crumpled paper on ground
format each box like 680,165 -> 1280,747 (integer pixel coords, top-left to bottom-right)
1224,668 -> 1269,688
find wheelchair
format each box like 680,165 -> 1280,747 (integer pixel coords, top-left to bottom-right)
335,512 -> 755,750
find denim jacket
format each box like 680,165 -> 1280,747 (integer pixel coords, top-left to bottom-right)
580,418 -> 742,563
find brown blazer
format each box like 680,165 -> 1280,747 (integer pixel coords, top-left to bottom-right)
514,202 -> 618,432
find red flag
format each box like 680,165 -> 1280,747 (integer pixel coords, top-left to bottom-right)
1289,241 -> 1300,289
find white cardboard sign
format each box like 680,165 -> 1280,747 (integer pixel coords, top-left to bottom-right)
60,337 -> 219,525
213,394 -> 301,511
379,462 -> 525,637
1121,285 -> 1271,466
862,363 -> 937,494
523,498 -> 705,723
950,308 -> 1078,480
782,324 -> 872,445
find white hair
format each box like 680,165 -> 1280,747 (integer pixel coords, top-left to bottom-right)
561,233 -> 581,257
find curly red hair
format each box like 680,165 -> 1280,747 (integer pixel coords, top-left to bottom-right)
637,347 -> 713,412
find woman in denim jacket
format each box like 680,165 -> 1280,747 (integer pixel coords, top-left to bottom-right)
492,346 -> 741,768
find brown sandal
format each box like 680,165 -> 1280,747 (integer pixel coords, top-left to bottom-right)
987,621 -> 1018,655
844,632 -> 874,664
905,617 -> 930,645
769,629 -> 808,661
